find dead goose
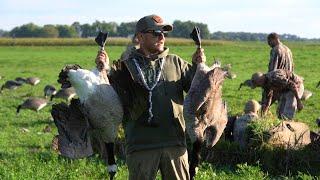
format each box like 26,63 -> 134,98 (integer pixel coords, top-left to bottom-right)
184,61 -> 228,179
57,64 -> 123,177
50,87 -> 76,102
17,97 -> 49,114
1,80 -> 23,93
26,77 -> 41,85
44,85 -> 57,98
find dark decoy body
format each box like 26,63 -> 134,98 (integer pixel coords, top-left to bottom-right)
17,97 -> 49,114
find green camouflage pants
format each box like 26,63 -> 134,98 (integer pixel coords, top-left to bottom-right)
126,146 -> 189,180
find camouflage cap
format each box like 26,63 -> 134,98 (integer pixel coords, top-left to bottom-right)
244,99 -> 261,114
135,14 -> 173,33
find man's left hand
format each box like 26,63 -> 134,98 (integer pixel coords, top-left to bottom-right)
192,48 -> 206,64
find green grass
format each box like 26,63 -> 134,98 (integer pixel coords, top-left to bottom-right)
0,42 -> 319,179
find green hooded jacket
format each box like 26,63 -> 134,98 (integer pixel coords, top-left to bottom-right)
109,47 -> 197,154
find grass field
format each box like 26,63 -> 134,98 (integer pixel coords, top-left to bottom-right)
0,41 -> 319,179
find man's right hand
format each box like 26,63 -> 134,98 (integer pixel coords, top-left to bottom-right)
95,50 -> 109,71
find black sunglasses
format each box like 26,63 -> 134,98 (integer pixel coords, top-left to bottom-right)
142,30 -> 168,37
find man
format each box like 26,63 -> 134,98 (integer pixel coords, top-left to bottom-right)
267,32 -> 294,72
96,15 -> 205,180
265,33 -> 302,119
249,69 -> 304,119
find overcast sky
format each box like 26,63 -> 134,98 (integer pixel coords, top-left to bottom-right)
1,0 -> 319,38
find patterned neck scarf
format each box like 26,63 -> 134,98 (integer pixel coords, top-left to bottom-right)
132,57 -> 165,124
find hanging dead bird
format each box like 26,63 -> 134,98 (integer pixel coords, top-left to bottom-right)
17,97 -> 49,114
54,32 -> 121,180
57,63 -> 122,179
186,26 -> 228,180
184,61 -> 228,179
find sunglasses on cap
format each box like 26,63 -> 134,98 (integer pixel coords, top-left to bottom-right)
142,30 -> 168,37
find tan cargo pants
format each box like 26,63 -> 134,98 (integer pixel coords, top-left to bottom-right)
126,146 -> 189,180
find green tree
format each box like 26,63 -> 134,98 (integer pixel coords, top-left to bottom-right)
0,29 -> 9,37
71,22 -> 82,37
92,20 -> 118,36
80,23 -> 95,37
9,23 -> 41,37
39,25 -> 59,38
56,25 -> 77,38
171,20 -> 210,39
117,21 -> 137,37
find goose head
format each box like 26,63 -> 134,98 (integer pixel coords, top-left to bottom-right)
58,64 -> 82,89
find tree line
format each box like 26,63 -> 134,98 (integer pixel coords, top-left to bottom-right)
0,20 -> 318,41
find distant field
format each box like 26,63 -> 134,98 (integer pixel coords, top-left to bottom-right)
0,41 -> 319,179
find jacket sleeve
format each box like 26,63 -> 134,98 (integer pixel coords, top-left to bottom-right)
108,60 -> 132,116
108,60 -> 127,96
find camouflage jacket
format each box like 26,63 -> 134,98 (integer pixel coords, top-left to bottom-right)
261,69 -> 302,112
268,43 -> 294,72
108,47 -> 197,154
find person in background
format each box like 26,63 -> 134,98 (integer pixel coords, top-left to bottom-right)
233,99 -> 261,148
249,69 -> 304,119
267,32 -> 294,72
265,33 -> 304,119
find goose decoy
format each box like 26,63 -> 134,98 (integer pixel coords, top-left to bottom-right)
44,85 -> 57,98
50,87 -> 76,102
16,97 -> 49,114
15,77 -> 27,84
1,80 -> 23,93
26,77 -> 41,85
